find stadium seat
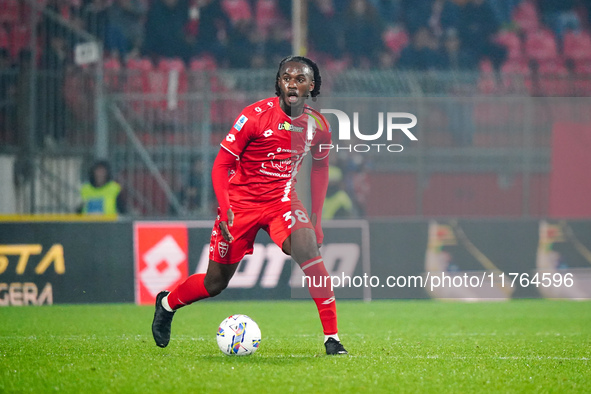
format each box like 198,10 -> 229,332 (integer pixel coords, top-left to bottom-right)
9,24 -> 30,59
495,30 -> 523,60
563,30 -> 591,61
0,0 -> 21,24
574,60 -> 591,95
64,68 -> 95,126
512,1 -> 539,33
221,0 -> 252,24
501,59 -> 532,94
0,26 -> 9,50
189,55 -> 217,71
144,58 -> 189,125
477,59 -> 498,94
103,56 -> 122,91
525,29 -> 558,62
118,168 -> 173,215
537,60 -> 571,96
255,0 -> 282,36
124,58 -> 153,117
383,26 -> 409,55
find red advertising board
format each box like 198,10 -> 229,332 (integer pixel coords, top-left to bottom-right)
549,122 -> 591,218
134,222 -> 188,305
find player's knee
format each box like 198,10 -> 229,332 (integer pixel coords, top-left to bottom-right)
291,243 -> 320,264
204,276 -> 230,297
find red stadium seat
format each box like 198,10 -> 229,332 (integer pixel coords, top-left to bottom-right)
255,0 -> 282,36
143,58 -> 189,124
103,56 -> 122,91
0,26 -> 9,50
525,29 -> 558,62
495,30 -> 523,60
574,60 -> 591,96
221,0 -> 252,24
501,59 -> 532,93
512,1 -> 539,33
124,58 -> 153,117
537,60 -> 571,96
9,24 -> 30,59
563,30 -> 591,61
118,168 -> 172,215
189,55 -> 217,71
383,26 -> 409,55
477,60 -> 498,94
190,55 -> 225,124
0,0 -> 21,24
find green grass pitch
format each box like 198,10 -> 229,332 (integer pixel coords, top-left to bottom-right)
1,300 -> 590,393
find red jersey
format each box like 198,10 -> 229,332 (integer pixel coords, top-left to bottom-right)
220,96 -> 331,207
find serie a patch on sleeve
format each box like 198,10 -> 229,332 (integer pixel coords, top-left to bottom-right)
234,115 -> 248,131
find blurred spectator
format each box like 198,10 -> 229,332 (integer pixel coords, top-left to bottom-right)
323,165 -> 356,219
15,51 -> 32,148
179,157 -> 204,212
0,49 -> 16,143
79,160 -> 126,215
143,0 -> 194,62
397,27 -> 445,70
265,24 -> 291,67
39,25 -> 68,146
192,0 -> 231,62
438,27 -> 476,70
369,0 -> 402,23
343,0 -> 385,67
81,0 -> 110,40
308,0 -> 344,58
442,0 -> 507,70
488,0 -> 523,26
227,20 -> 264,68
344,154 -> 371,217
105,0 -> 146,59
401,0 -> 435,33
539,0 -> 581,41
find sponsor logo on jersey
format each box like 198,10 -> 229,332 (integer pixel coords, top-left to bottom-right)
278,121 -> 304,133
263,129 -> 273,137
218,241 -> 229,258
234,115 -> 248,131
226,134 -> 236,142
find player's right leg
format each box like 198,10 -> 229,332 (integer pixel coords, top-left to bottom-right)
152,261 -> 239,348
152,206 -> 260,348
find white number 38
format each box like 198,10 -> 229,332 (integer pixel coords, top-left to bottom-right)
283,209 -> 310,229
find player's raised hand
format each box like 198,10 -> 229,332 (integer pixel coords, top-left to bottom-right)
220,208 -> 235,243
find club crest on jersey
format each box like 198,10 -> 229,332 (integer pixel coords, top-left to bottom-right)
278,121 -> 304,133
234,115 -> 248,131
218,241 -> 229,258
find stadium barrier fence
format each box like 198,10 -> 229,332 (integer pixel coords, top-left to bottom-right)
1,218 -> 590,306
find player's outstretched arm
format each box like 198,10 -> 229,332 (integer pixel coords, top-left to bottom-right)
212,148 -> 237,242
310,153 -> 329,246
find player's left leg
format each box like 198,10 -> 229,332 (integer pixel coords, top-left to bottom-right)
282,227 -> 348,355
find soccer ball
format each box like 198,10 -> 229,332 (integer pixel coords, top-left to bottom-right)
216,314 -> 261,356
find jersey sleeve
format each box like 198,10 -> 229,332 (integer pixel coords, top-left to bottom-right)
310,115 -> 332,161
220,110 -> 256,159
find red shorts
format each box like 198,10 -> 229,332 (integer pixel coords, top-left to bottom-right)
209,199 -> 314,264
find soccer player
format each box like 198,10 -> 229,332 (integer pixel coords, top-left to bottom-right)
152,56 -> 347,355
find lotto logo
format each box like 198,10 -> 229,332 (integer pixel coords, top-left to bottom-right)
226,134 -> 236,142
134,223 -> 189,305
263,129 -> 273,137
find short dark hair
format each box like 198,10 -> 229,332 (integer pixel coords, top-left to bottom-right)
89,160 -> 112,187
275,56 -> 322,100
